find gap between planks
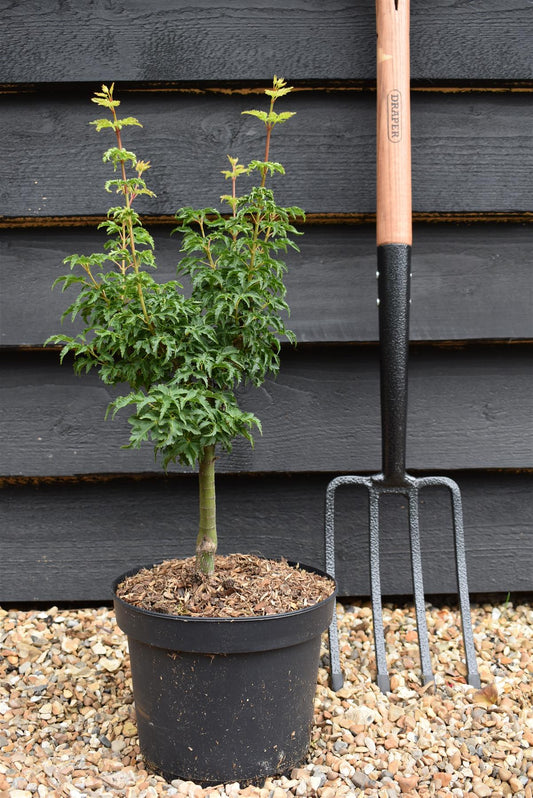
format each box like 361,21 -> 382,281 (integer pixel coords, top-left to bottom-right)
9,339 -> 533,356
1,212 -> 532,230
1,82 -> 533,96
2,467 -> 532,489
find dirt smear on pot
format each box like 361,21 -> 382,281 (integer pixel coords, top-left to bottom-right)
115,554 -> 334,618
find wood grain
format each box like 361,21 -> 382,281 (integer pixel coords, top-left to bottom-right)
2,0 -> 532,605
2,224 -> 532,346
1,472 -> 531,601
2,1 -> 532,84
376,0 -> 412,245
1,346 -> 531,477
1,92 -> 532,219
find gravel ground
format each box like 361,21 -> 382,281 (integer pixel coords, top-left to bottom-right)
0,598 -> 531,798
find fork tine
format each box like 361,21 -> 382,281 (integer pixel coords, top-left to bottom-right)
327,617 -> 344,692
417,476 -> 481,688
407,487 -> 434,685
324,478 -> 344,691
369,486 -> 391,693
444,477 -> 481,688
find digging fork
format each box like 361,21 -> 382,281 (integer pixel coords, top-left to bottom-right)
325,0 -> 481,694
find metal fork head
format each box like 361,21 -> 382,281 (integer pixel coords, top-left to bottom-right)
325,473 -> 480,692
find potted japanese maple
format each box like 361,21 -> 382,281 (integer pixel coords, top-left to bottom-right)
47,79 -> 335,785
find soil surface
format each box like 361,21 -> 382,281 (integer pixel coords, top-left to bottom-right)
115,554 -> 334,618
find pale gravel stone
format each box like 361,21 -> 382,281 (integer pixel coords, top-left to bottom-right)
0,600 -> 531,797
308,775 -> 323,791
364,736 -> 376,755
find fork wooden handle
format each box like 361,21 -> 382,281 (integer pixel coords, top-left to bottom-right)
376,0 -> 412,247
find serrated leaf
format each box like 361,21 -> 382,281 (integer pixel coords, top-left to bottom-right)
268,111 -> 296,124
91,96 -> 120,108
242,110 -> 268,123
119,116 -> 143,128
90,118 -> 117,132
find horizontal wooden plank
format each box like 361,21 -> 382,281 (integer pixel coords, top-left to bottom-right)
0,472 -> 531,601
2,1 -> 532,84
1,92 -> 532,218
1,346 -> 531,477
2,223 -> 532,346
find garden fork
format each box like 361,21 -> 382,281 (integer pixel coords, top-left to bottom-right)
325,0 -> 481,694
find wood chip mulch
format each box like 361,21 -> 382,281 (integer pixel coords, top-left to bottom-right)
115,554 -> 335,618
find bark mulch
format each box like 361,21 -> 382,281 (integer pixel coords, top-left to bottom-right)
115,554 -> 334,617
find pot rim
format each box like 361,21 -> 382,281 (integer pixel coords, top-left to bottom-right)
112,558 -> 336,653
112,557 -> 335,624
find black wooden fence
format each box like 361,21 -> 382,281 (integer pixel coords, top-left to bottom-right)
1,1 -> 532,602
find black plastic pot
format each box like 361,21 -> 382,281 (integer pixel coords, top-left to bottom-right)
113,562 -> 335,785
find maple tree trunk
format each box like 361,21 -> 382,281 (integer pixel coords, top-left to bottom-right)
196,444 -> 217,575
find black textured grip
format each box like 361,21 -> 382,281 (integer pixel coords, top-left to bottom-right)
377,244 -> 411,483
